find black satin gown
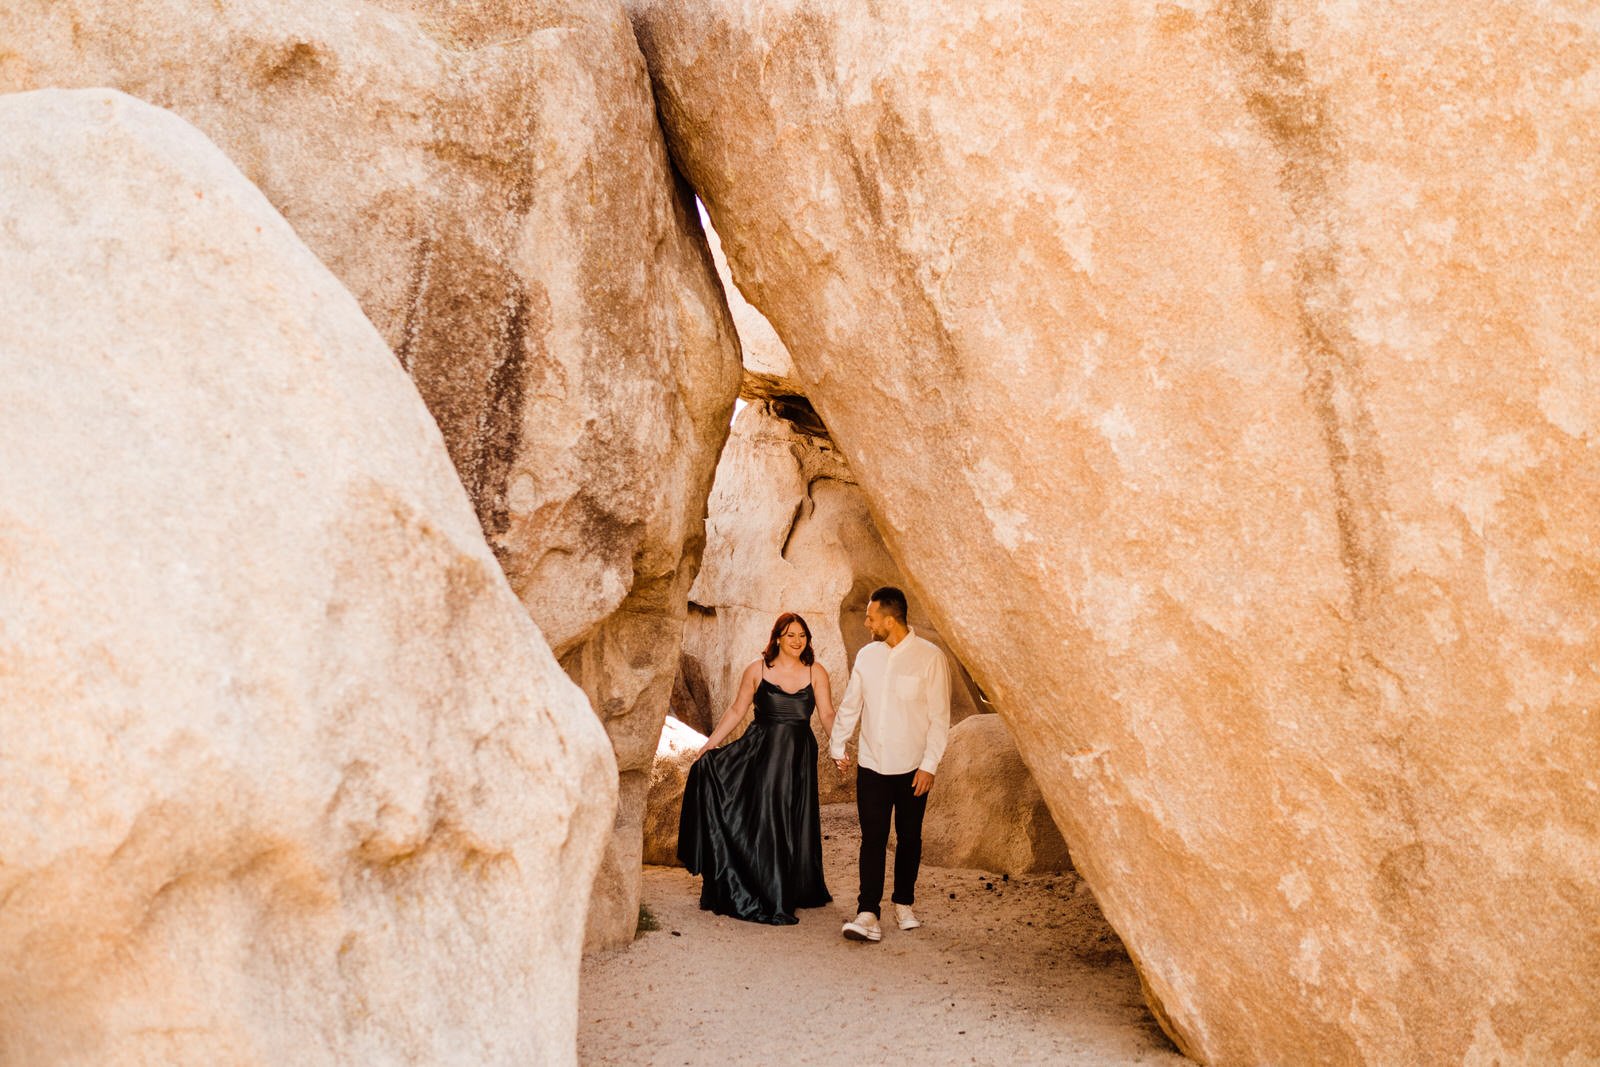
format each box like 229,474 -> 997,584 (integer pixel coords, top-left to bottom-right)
677,671 -> 832,924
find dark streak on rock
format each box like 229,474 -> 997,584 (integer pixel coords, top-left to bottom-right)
471,284 -> 530,562
846,151 -> 886,229
1222,0 -> 1389,617
255,40 -> 337,88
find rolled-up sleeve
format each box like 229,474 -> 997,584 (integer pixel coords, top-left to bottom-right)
919,648 -> 952,773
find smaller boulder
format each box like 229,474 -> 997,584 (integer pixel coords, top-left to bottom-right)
642,717 -> 706,866
923,716 -> 1072,876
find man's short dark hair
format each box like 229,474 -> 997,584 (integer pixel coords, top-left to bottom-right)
869,586 -> 908,623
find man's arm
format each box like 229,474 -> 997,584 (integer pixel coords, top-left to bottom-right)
830,665 -> 864,761
917,649 -> 953,775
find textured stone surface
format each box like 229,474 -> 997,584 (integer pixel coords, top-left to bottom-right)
641,717 -> 706,867
628,3 -> 1600,1062
1,0 -> 743,950
923,717 -> 1072,877
0,89 -> 616,1065
682,402 -> 986,804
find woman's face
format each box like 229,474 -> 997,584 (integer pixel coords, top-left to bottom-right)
780,622 -> 808,656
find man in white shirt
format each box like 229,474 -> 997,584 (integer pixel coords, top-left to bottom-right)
830,586 -> 952,943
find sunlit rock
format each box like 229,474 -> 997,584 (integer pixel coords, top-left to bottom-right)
0,89 -> 616,1065
641,717 -> 706,867
628,2 -> 1600,1062
2,0 -> 743,950
703,213 -> 796,399
923,716 -> 1071,877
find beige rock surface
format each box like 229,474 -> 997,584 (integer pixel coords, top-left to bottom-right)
682,401 -> 986,804
628,3 -> 1600,1063
641,717 -> 707,867
0,89 -> 616,1065
1,0 -> 743,950
924,716 -> 1073,877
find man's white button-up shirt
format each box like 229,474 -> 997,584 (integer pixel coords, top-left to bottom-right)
829,628 -> 952,775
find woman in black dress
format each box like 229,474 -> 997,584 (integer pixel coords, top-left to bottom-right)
677,613 -> 835,924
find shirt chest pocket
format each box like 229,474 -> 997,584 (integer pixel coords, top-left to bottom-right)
893,674 -> 923,702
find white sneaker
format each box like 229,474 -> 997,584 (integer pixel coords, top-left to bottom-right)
842,912 -> 882,942
894,903 -> 921,931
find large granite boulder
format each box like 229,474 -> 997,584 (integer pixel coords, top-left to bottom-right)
627,3 -> 1600,1063
0,89 -> 616,1065
1,0 -> 744,949
682,401 -> 986,804
923,716 -> 1072,877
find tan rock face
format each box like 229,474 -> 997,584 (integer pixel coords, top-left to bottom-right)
0,90 -> 616,1065
642,717 -> 707,867
628,3 -> 1600,1063
1,0 -> 743,950
923,717 -> 1072,877
682,402 -> 986,804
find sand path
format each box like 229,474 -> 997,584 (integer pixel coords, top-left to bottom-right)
579,803 -> 1187,1065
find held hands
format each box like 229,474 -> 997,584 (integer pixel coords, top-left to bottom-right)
831,757 -> 931,793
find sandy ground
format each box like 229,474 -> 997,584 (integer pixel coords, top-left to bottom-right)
579,803 -> 1188,1066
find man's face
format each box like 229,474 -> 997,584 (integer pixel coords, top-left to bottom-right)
864,600 -> 892,641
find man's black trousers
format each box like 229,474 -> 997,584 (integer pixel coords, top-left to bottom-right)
855,765 -> 928,915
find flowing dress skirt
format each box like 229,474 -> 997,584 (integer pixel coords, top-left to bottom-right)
677,681 -> 832,924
